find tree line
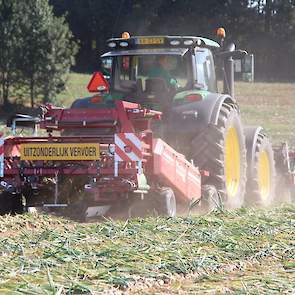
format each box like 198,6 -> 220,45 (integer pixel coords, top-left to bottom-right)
50,0 -> 295,81
0,0 -> 77,108
1,0 -> 295,108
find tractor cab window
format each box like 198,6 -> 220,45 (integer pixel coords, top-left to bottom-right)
112,54 -> 190,93
101,57 -> 113,81
194,48 -> 217,92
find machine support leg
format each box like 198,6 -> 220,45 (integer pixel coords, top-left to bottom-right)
114,161 -> 119,177
138,161 -> 142,175
54,172 -> 59,204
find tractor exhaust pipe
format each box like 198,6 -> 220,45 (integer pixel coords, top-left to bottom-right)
219,43 -> 247,100
223,42 -> 236,99
216,28 -> 234,98
224,56 -> 235,98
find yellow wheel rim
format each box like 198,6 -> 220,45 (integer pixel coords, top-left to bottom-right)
224,127 -> 241,198
258,150 -> 271,201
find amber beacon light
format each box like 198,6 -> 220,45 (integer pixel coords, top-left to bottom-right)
122,32 -> 130,39
216,27 -> 226,38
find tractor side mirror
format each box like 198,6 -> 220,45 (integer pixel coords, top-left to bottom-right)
87,72 -> 110,93
226,42 -> 236,52
234,54 -> 255,82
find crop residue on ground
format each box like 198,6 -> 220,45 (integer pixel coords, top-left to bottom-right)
0,205 -> 294,294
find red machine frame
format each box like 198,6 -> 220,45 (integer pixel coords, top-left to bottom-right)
0,100 -> 202,207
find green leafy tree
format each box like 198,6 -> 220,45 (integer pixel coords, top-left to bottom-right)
49,0 -> 295,80
0,0 -> 23,108
41,15 -> 78,104
19,0 -> 78,106
0,0 -> 77,108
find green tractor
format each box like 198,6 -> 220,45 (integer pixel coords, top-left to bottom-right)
72,29 -> 276,209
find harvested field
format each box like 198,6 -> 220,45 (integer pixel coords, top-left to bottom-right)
236,81 -> 295,145
0,206 -> 294,294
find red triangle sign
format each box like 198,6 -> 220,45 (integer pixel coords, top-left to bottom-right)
87,72 -> 110,93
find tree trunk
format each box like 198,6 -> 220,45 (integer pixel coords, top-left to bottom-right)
43,87 -> 49,104
30,78 -> 34,108
265,0 -> 272,34
2,74 -> 10,109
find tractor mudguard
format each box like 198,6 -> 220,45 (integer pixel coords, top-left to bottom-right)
71,98 -> 90,108
71,97 -> 108,109
168,93 -> 236,135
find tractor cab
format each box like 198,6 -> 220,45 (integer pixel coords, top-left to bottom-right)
78,32 -> 246,114
96,34 -> 219,112
101,49 -> 189,111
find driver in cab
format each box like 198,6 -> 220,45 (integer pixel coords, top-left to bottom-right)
148,55 -> 178,88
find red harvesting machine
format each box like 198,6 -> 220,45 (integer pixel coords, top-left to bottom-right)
0,96 -> 203,218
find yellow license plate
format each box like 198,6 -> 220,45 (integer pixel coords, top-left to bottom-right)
20,143 -> 100,161
138,37 -> 164,45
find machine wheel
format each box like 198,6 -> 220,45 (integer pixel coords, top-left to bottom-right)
128,187 -> 176,218
274,142 -> 294,204
154,187 -> 177,217
244,127 -> 276,207
200,185 -> 223,213
191,103 -> 247,209
0,192 -> 23,215
275,174 -> 294,204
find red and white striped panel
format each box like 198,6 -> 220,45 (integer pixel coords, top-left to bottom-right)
114,133 -> 142,162
0,132 -> 4,177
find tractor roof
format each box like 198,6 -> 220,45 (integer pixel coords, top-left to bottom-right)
106,35 -> 220,52
101,48 -> 189,58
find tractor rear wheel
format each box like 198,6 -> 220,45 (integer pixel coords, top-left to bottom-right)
191,103 -> 247,208
244,127 -> 276,207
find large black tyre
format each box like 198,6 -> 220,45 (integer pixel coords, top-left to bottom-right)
128,187 -> 177,218
274,143 -> 294,204
201,184 -> 223,213
0,192 -> 23,215
244,127 -> 276,207
191,103 -> 247,209
154,187 -> 176,217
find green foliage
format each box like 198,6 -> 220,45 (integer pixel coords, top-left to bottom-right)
0,0 -> 23,106
0,0 -> 78,108
39,14 -> 78,104
49,0 -> 295,80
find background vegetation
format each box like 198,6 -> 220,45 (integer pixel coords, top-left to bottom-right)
1,0 -> 295,108
0,0 -> 78,108
49,0 -> 295,81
